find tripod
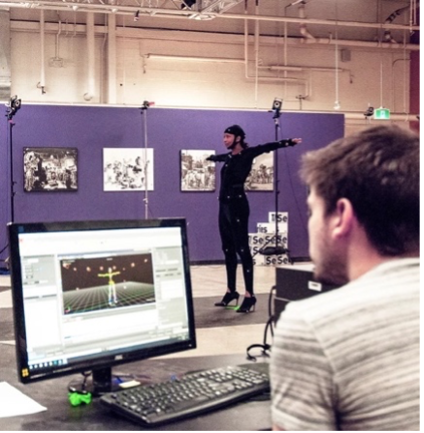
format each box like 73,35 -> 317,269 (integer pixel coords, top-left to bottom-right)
0,96 -> 22,268
259,98 -> 289,258
140,100 -> 153,219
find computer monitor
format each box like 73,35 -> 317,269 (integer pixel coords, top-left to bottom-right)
8,218 -> 196,394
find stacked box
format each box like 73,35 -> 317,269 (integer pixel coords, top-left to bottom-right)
261,254 -> 290,266
257,223 -> 287,235
269,211 -> 288,224
249,211 -> 289,266
249,232 -> 288,252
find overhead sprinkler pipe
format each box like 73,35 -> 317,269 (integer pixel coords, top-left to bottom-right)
39,9 -> 46,94
84,11 -> 95,101
107,12 -> 117,104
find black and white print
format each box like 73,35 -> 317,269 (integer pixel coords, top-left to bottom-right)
103,148 -> 154,191
245,153 -> 274,191
23,147 -> 78,192
181,150 -> 216,192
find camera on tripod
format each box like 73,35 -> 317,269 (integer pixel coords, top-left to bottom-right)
272,98 -> 282,111
271,98 -> 283,119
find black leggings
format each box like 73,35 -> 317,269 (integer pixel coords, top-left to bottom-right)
218,197 -> 254,295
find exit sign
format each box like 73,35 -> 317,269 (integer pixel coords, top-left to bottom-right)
374,107 -> 391,120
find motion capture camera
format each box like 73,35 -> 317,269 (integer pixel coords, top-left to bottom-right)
6,95 -> 22,120
271,98 -> 283,119
272,98 -> 283,111
364,106 -> 374,118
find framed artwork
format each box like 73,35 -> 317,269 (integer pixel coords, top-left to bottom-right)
245,153 -> 274,191
180,150 -> 216,192
23,147 -> 78,192
103,148 -> 154,192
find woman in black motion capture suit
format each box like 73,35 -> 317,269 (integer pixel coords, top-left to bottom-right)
207,125 -> 301,313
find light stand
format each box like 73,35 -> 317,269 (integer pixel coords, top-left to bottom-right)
0,96 -> 21,268
140,101 -> 153,219
259,98 -> 289,257
6,96 -> 21,224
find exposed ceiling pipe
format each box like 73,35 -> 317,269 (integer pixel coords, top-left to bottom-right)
107,12 -> 117,104
383,6 -> 410,44
0,0 -> 419,34
144,54 -> 244,63
298,2 -> 315,41
37,9 -> 46,94
254,0 -> 260,106
242,0 -> 308,90
298,37 -> 413,50
49,14 -> 64,67
84,11 -> 95,101
10,19 -> 419,52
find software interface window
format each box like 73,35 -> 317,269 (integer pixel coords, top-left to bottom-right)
16,227 -> 191,376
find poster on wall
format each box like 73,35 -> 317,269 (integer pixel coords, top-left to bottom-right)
103,148 -> 154,191
180,150 -> 216,192
245,153 -> 274,191
23,147 -> 78,192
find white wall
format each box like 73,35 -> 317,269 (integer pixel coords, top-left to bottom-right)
9,20 -> 415,134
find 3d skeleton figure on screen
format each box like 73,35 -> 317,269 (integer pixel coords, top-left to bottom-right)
98,268 -> 121,306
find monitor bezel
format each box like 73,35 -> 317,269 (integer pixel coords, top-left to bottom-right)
8,218 -> 197,386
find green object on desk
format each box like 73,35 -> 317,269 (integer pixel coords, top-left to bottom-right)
68,391 -> 92,407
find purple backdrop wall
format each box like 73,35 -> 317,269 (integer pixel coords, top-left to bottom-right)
0,105 -> 344,264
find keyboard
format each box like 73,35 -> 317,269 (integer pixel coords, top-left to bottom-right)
100,364 -> 270,426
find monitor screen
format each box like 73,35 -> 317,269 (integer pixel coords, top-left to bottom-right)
8,218 -> 196,393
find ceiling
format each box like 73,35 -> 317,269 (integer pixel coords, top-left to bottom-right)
0,0 -> 419,45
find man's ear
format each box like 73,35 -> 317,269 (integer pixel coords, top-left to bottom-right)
332,198 -> 355,239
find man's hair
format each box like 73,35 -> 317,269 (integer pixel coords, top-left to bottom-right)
300,125 -> 419,256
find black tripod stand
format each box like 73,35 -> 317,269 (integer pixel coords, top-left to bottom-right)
140,100 -> 153,219
6,96 -> 21,223
259,98 -> 290,258
0,96 -> 22,268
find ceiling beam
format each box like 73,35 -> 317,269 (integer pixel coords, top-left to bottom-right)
0,0 -> 420,33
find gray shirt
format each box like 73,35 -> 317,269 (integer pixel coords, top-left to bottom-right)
270,258 -> 420,431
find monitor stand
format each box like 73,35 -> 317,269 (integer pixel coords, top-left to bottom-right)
91,367 -> 114,395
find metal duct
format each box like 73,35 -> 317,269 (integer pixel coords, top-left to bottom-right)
0,9 -> 11,100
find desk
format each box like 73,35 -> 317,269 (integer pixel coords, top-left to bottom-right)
0,344 -> 271,431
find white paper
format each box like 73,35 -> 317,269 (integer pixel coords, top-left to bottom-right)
0,290 -> 12,309
0,382 -> 47,418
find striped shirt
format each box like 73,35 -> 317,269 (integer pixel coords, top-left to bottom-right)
270,258 -> 420,431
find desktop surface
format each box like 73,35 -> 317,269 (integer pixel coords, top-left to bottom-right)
0,348 -> 271,431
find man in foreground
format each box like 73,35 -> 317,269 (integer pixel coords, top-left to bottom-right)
270,125 -> 419,431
